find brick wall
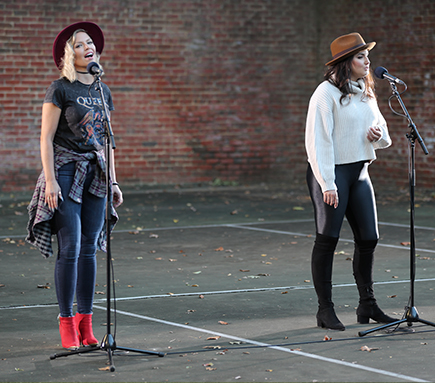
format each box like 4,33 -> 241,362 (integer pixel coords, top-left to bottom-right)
1,0 -> 434,193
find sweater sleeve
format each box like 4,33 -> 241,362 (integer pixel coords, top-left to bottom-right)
305,82 -> 337,192
372,102 -> 392,150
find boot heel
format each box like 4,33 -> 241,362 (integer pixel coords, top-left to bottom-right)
357,315 -> 370,324
316,307 -> 345,331
75,313 -> 98,346
58,315 -> 79,350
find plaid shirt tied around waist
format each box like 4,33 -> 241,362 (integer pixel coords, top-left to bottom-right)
26,144 -> 118,258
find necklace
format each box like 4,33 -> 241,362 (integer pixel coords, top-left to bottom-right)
76,70 -> 88,74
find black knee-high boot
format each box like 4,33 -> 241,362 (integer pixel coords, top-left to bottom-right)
311,233 -> 345,331
353,239 -> 397,324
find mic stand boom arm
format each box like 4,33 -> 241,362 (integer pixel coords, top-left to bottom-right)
388,81 -> 428,155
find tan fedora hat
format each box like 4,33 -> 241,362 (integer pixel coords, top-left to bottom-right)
325,32 -> 376,66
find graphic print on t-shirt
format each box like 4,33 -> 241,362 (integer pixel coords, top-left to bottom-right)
77,109 -> 106,150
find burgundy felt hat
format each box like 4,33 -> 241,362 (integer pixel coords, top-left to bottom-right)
52,21 -> 104,69
325,32 -> 375,66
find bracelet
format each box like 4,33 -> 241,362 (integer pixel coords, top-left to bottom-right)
112,182 -> 119,186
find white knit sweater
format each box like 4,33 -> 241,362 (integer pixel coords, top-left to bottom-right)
305,79 -> 392,192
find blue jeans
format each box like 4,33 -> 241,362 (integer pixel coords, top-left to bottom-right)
53,161 -> 106,317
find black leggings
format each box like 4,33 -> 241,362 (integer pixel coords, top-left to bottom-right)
306,161 -> 379,241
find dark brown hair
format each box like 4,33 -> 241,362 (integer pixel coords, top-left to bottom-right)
324,52 -> 376,105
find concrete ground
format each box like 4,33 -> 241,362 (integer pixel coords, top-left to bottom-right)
1,184 -> 435,382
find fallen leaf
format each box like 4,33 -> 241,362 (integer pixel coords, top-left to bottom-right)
239,269 -> 250,272
98,366 -> 111,371
323,335 -> 332,341
149,234 -> 159,238
215,247 -> 224,251
203,345 -> 221,349
207,336 -> 221,340
304,279 -> 310,283
218,321 -> 228,325
401,242 -> 411,246
206,367 -> 217,371
293,206 -> 304,210
37,283 -> 51,289
199,295 -> 205,299
360,345 -> 379,352
266,369 -> 273,372
388,294 -> 397,298
203,362 -> 214,367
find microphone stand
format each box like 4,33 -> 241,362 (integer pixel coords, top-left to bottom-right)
359,80 -> 434,337
50,71 -> 165,369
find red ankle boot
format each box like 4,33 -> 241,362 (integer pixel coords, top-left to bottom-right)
58,315 -> 79,350
75,313 -> 99,346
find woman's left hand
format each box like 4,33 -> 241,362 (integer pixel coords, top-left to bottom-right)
112,185 -> 123,208
367,126 -> 382,143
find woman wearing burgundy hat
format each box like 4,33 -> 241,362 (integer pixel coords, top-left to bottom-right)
26,22 -> 123,349
305,33 -> 396,331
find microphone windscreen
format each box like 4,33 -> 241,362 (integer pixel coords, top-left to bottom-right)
374,66 -> 387,80
87,62 -> 100,75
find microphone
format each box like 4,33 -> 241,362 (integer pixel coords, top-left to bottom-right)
374,66 -> 405,84
87,62 -> 102,76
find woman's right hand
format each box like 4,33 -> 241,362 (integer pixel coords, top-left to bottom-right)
323,190 -> 339,209
45,179 -> 62,211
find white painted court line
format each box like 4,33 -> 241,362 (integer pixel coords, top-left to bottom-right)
92,305 -> 430,383
379,221 -> 435,231
2,278 -> 435,309
91,277 -> 435,303
227,223 -> 435,254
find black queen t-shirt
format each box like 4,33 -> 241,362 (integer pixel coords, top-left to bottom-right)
44,77 -> 114,153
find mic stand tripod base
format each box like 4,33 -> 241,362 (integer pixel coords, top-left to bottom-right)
50,334 -> 165,371
358,306 -> 435,337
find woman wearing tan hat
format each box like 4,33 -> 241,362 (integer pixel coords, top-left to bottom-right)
26,22 -> 123,349
305,33 -> 396,330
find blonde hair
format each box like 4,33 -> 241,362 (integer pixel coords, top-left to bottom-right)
60,29 -> 103,82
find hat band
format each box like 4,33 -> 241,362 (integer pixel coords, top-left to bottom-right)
332,42 -> 366,60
